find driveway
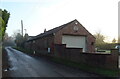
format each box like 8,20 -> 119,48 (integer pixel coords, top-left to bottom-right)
5,47 -> 99,77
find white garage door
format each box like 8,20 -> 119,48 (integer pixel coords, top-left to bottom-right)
62,35 -> 86,52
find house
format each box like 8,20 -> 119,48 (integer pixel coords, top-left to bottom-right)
25,19 -> 95,55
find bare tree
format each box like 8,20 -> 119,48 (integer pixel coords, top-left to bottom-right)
94,32 -> 105,45
3,33 -> 15,46
112,38 -> 116,43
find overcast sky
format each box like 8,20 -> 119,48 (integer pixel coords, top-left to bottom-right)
1,0 -> 119,42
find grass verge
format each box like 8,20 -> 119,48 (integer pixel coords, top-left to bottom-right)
2,47 -> 11,77
97,50 -> 111,53
51,57 -> 119,77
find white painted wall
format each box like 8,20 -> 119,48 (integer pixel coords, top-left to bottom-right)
62,35 -> 86,52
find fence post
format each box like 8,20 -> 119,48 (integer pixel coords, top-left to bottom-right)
110,49 -> 119,69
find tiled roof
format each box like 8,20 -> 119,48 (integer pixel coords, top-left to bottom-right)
27,19 -> 77,41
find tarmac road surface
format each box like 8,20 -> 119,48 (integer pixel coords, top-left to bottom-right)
5,47 -> 99,77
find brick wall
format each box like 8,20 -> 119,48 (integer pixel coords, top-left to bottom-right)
54,44 -> 119,69
54,20 -> 95,52
25,42 -> 118,69
24,35 -> 54,53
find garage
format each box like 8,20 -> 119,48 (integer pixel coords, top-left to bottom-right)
62,35 -> 86,52
26,19 -> 95,53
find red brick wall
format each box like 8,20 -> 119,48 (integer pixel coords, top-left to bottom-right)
54,20 -> 95,52
25,35 -> 54,53
54,45 -> 119,69
35,35 -> 54,51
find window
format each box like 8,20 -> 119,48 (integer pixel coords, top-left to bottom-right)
91,42 -> 94,45
73,26 -> 79,32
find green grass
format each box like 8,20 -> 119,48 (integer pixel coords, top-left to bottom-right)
97,50 -> 111,53
51,57 -> 119,77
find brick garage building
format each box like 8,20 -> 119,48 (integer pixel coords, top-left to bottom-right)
25,19 -> 95,55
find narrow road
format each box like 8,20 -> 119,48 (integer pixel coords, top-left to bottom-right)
5,47 -> 99,77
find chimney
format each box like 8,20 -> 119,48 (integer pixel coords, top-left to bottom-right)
44,28 -> 46,33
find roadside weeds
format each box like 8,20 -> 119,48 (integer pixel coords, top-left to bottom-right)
2,47 -> 11,77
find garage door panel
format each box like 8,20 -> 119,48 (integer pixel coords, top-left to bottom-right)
62,35 -> 86,52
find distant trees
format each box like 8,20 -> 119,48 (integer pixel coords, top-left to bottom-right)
3,33 -> 15,46
0,9 -> 10,40
112,38 -> 116,43
15,33 -> 23,47
24,33 -> 29,41
94,32 -> 105,47
94,32 -> 117,50
14,30 -> 29,47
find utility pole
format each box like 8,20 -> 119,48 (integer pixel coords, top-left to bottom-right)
21,20 -> 23,37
